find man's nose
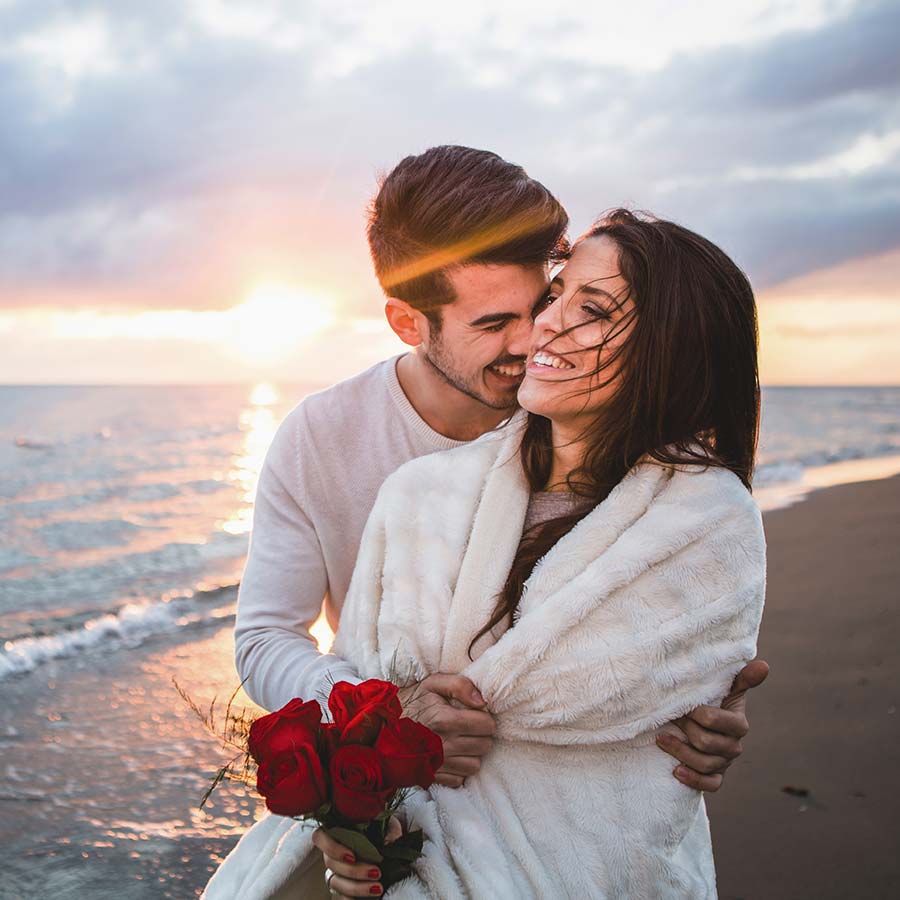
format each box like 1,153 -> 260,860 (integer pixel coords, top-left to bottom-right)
506,317 -> 534,358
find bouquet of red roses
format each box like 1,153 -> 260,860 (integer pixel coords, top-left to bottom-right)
203,678 -> 443,890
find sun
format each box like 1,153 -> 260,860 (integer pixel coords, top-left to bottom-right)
227,283 -> 336,367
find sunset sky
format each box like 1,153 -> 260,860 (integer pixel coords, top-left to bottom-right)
1,0 -> 898,385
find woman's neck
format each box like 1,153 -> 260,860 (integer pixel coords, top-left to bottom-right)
545,422 -> 589,491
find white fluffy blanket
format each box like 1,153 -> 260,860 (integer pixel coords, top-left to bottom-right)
203,418 -> 766,899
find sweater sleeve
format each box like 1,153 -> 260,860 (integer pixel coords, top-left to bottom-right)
234,408 -> 361,712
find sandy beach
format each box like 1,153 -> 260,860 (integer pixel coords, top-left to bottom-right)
708,474 -> 900,899
1,473 -> 898,899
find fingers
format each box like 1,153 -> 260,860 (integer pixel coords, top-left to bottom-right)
662,718 -> 743,761
439,734 -> 494,758
678,704 -> 749,739
673,766 -> 724,793
440,754 -> 482,777
412,703 -> 495,741
329,872 -> 383,896
436,706 -> 496,737
312,830 -> 383,895
655,732 -> 732,777
421,673 -> 486,708
434,771 -> 466,788
728,658 -> 770,698
384,815 -> 403,845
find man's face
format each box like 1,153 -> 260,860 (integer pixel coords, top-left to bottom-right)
421,263 -> 550,410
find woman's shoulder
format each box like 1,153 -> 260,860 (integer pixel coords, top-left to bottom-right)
659,457 -> 763,528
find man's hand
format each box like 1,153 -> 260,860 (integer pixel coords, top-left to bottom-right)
399,673 -> 495,788
656,658 -> 770,792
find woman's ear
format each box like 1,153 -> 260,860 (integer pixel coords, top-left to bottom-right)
384,298 -> 427,347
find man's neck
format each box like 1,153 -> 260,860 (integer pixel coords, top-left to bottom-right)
396,351 -> 513,442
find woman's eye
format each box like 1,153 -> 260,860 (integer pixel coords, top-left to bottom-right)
582,304 -> 611,320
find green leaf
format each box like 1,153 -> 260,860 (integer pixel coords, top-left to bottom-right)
380,857 -> 414,889
325,827 -> 383,863
382,843 -> 421,864
400,828 -> 424,854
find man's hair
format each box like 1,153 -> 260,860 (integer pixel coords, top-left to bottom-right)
367,146 -> 569,324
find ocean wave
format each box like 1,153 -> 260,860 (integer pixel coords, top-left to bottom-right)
36,518 -> 161,552
755,442 -> 900,486
0,584 -> 238,681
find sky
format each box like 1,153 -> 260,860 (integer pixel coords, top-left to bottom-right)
0,0 -> 898,385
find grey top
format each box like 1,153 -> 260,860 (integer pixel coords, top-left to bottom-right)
523,490 -> 595,533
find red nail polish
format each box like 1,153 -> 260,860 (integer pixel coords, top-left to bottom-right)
342,853 -> 355,864
368,868 -> 380,879
369,885 -> 383,895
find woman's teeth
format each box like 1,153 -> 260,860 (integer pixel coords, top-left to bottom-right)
490,364 -> 525,377
532,351 -> 575,370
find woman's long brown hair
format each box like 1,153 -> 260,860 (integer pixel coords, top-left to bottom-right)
468,209 -> 761,658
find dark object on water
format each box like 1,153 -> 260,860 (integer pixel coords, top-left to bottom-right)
781,785 -> 809,797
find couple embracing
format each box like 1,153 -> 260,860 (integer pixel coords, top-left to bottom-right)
204,145 -> 769,899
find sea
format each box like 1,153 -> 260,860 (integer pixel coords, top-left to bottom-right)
1,382 -> 899,898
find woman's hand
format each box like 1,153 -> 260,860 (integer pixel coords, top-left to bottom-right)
313,815 -> 403,898
656,659 -> 770,791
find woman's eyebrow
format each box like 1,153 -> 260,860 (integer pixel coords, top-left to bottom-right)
579,284 -> 619,302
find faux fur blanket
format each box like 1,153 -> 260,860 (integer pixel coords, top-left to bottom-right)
203,418 -> 766,899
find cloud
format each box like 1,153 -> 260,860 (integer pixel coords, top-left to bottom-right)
0,0 -> 896,314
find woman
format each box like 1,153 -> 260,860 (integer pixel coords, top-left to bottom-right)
208,209 -> 766,899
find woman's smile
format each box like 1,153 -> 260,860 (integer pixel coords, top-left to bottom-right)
526,349 -> 576,374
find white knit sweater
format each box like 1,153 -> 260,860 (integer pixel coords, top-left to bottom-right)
234,356 -> 465,712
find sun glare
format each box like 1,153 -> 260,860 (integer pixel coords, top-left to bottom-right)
228,283 -> 336,367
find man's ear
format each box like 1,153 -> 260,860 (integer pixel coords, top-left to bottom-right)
384,298 -> 428,347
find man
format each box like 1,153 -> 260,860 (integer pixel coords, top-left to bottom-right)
235,146 -> 769,891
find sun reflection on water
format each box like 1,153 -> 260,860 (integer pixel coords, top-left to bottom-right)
221,383 -> 280,535
221,382 -> 335,652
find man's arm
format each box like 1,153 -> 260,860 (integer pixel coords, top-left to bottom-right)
234,413 -> 361,712
656,658 -> 770,791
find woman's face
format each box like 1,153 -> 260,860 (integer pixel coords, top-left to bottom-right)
517,235 -> 635,429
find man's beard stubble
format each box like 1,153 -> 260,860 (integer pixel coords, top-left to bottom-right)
423,334 -> 522,412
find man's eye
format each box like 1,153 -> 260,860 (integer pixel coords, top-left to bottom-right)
533,293 -> 558,317
483,322 -> 507,333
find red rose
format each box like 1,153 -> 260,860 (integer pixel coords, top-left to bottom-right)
330,744 -> 395,822
318,722 -> 341,762
248,698 -> 323,764
256,745 -> 328,817
375,717 -> 444,789
328,679 -> 402,746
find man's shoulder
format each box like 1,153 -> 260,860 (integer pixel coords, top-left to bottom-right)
280,356 -> 400,434
382,420 -> 513,493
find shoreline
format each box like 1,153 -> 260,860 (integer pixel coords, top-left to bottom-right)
755,451 -> 900,512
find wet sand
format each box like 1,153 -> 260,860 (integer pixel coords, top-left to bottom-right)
708,475 -> 900,899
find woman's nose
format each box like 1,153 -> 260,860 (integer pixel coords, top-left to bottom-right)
533,297 -> 561,334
